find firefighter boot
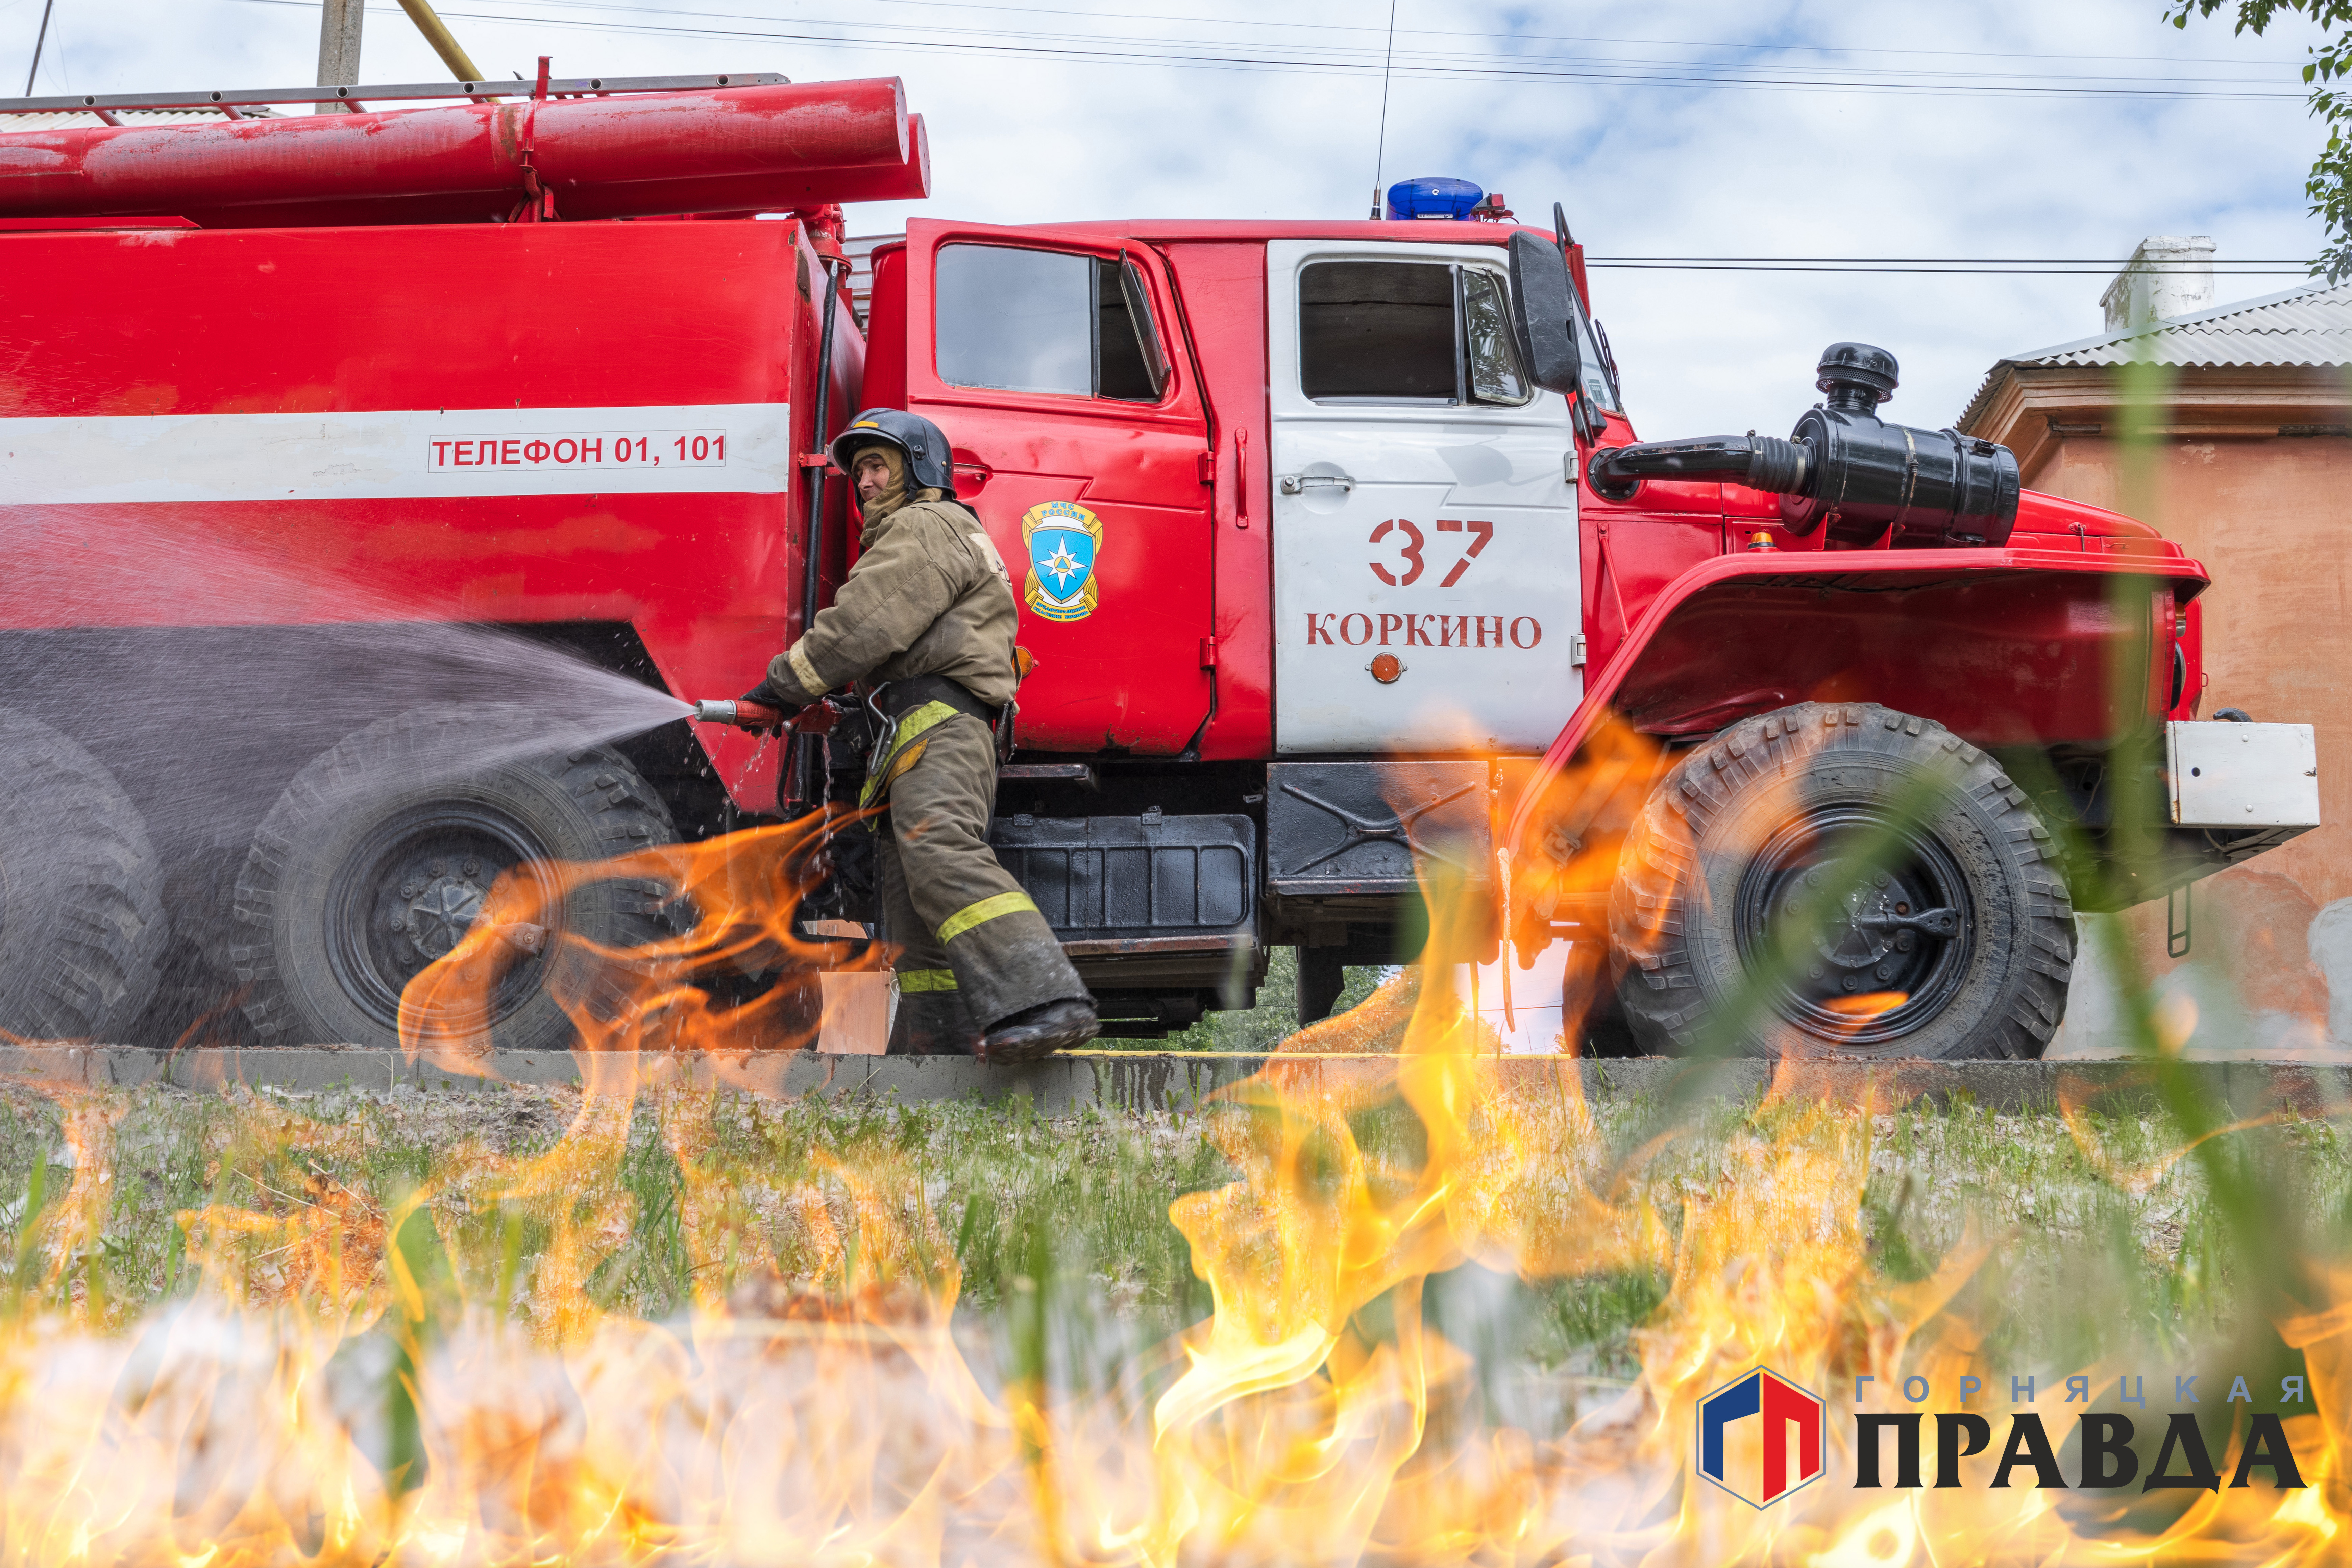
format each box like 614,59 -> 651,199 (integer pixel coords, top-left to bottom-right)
879,713 -> 1093,1060
978,998 -> 1099,1064
886,981 -> 981,1055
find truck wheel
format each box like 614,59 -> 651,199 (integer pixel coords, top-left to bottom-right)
232,704 -> 680,1052
0,710 -> 165,1042
1610,702 -> 2073,1060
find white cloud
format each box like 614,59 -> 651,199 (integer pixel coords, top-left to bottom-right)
15,0 -> 2335,432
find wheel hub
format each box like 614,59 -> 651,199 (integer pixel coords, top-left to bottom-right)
395,860 -> 492,961
1780,868 -> 1959,995
1736,806 -> 1977,1046
328,813 -> 550,1033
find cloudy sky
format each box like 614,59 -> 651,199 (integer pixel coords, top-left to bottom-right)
12,0 -> 2335,434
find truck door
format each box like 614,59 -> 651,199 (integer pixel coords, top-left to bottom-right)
903,220 -> 1212,754
1265,239 -> 1582,754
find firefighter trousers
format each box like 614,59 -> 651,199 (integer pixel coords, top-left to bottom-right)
874,710 -> 1087,1054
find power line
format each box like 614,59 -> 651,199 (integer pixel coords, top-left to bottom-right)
1596,255 -> 2317,261
504,0 -> 2305,91
225,0 -> 2315,100
1587,264 -> 2316,274
449,0 -> 2314,88
395,0 -> 2334,71
1591,255 -> 2316,267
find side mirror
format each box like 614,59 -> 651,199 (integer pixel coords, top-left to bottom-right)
1506,230 -> 1582,396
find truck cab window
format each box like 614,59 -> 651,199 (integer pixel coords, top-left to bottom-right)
1299,261 -> 1454,401
936,243 -> 1166,401
1299,260 -> 1528,406
1097,258 -> 1168,402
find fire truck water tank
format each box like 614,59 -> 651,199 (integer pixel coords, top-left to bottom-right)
0,79 -> 928,226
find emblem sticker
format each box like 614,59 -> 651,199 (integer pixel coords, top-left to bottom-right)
1022,500 -> 1102,622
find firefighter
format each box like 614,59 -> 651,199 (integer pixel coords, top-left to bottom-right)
745,409 -> 1099,1061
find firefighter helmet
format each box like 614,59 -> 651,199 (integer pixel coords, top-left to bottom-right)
828,408 -> 958,497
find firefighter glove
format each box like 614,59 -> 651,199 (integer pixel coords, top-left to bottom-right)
739,678 -> 802,730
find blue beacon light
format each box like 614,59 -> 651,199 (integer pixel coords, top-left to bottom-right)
1386,176 -> 1485,220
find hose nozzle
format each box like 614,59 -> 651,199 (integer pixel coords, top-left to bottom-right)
695,699 -> 785,729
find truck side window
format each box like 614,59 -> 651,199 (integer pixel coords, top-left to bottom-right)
1299,261 -> 1454,401
1097,258 -> 1167,402
1299,260 -> 1528,406
936,243 -> 1168,402
937,245 -> 1091,395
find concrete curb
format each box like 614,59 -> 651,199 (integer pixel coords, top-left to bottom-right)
5,1047 -> 2351,1120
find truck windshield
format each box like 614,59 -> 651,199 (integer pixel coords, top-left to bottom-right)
1572,297 -> 1620,412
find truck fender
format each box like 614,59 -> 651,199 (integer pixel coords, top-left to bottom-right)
1506,546 -> 2210,862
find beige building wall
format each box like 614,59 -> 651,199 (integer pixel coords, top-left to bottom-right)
1969,364 -> 2352,1053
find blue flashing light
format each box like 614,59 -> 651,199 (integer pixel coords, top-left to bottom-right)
1386,175 -> 1484,220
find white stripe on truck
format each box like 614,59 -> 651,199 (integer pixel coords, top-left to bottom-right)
0,403 -> 794,505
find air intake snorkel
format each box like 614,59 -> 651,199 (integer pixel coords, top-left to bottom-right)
1586,343 -> 2022,549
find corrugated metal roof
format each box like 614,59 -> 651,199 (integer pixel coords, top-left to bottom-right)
2000,280 -> 2352,369
0,107 -> 280,130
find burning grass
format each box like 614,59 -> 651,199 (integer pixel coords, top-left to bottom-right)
0,1043 -> 2346,1563
0,1073 -> 2325,1385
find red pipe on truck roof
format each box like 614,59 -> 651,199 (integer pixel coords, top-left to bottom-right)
0,79 -> 928,226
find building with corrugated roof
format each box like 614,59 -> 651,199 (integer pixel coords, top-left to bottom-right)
1961,251 -> 2352,1055
1960,279 -> 2352,464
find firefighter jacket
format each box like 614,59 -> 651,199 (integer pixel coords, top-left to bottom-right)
764,491 -> 1020,709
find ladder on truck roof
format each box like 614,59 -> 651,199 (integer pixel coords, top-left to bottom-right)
0,72 -> 786,122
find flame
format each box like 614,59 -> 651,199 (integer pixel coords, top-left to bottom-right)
399,811 -> 886,1075
0,752 -> 2344,1565
1821,991 -> 1908,1021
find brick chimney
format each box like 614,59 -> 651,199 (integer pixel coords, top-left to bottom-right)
2101,236 -> 2217,334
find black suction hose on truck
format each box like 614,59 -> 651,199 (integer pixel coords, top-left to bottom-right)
1584,343 -> 2021,549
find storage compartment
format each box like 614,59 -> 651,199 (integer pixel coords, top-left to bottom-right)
990,810 -> 1255,941
2168,721 -> 2321,830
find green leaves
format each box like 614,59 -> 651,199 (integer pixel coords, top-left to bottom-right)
2169,0 -> 2352,280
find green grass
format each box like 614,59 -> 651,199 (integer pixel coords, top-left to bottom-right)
0,1068 -> 2340,1396
1082,946 -> 1390,1051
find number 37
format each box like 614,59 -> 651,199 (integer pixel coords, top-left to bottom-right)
1369,518 -> 1493,588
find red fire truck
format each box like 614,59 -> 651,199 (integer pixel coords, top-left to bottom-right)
0,72 -> 2318,1058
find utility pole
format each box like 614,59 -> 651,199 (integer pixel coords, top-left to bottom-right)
315,0 -> 362,115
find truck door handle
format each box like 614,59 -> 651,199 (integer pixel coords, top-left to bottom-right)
1279,472 -> 1354,495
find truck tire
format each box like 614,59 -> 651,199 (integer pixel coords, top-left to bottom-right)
1610,702 -> 2073,1060
0,709 -> 165,1042
231,704 -> 680,1053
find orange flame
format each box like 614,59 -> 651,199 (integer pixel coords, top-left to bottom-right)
399,810 -> 885,1075
0,746 -> 2344,1565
